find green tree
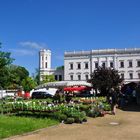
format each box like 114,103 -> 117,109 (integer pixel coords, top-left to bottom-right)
32,68 -> 40,85
7,65 -> 29,89
21,77 -> 37,92
0,67 -> 10,89
0,43 -> 14,88
0,43 -> 13,68
89,67 -> 123,96
42,75 -> 56,84
56,65 -> 64,70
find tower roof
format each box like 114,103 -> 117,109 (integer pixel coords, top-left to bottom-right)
40,49 -> 51,53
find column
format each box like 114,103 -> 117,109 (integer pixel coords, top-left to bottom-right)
113,56 -> 117,69
98,57 -> 101,67
106,57 -> 109,67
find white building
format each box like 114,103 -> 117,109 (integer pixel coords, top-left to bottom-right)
39,49 -> 64,81
64,48 -> 140,83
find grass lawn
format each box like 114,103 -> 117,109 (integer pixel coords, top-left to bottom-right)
0,115 -> 59,139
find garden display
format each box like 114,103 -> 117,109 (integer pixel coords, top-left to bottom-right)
0,97 -> 111,124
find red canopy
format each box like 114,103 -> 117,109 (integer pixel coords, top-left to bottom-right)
64,86 -> 91,92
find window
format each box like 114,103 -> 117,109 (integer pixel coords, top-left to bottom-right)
85,75 -> 89,80
138,73 -> 140,79
102,62 -> 106,68
45,62 -> 47,68
120,61 -> 124,68
70,75 -> 73,80
78,75 -> 81,80
77,63 -> 81,69
95,62 -> 98,68
121,73 -> 124,79
55,75 -> 58,81
59,75 -> 62,81
129,73 -> 133,79
137,60 -> 140,67
110,62 -> 114,68
69,63 -> 73,70
42,62 -> 44,68
85,62 -> 88,69
128,61 -> 133,67
41,56 -> 44,61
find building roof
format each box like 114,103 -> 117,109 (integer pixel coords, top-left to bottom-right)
65,48 -> 140,57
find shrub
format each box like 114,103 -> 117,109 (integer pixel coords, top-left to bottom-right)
71,111 -> 86,123
78,104 -> 91,112
87,109 -> 101,118
16,97 -> 24,101
46,98 -> 53,104
58,114 -> 67,122
103,103 -> 111,111
53,112 -> 67,122
65,117 -> 75,124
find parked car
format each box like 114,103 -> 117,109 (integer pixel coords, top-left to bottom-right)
32,91 -> 53,99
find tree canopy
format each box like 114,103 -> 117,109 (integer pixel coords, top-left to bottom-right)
41,75 -> 56,84
56,65 -> 64,70
0,42 -> 35,91
21,77 -> 37,92
7,65 -> 29,89
89,67 -> 123,95
0,43 -> 13,68
0,43 -> 14,88
32,68 -> 40,85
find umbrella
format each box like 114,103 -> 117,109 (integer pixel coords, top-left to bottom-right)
64,86 -> 91,92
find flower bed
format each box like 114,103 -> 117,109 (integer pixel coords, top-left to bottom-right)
1,97 -> 111,124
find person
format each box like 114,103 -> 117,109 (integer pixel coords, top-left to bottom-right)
132,88 -> 137,104
65,91 -> 73,103
118,86 -> 125,109
136,84 -> 140,105
53,89 -> 64,103
110,88 -> 118,115
125,86 -> 133,104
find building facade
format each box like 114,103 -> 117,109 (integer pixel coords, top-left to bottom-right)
39,49 -> 64,81
64,48 -> 140,83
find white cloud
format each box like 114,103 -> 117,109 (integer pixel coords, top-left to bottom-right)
19,41 -> 47,50
10,49 -> 36,56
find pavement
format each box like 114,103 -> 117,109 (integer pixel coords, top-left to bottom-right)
5,105 -> 140,140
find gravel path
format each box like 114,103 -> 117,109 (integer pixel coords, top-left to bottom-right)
5,106 -> 140,140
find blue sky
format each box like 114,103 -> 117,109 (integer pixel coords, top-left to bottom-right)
0,0 -> 140,75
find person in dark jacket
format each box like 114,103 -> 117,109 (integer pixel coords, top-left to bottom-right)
118,86 -> 125,108
110,88 -> 118,115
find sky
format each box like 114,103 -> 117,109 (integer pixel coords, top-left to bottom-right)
0,0 -> 140,75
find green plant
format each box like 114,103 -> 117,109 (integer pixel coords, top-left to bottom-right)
103,103 -> 111,111
87,108 -> 101,118
65,117 -> 75,124
78,104 -> 91,112
16,97 -> 24,101
53,112 -> 67,122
